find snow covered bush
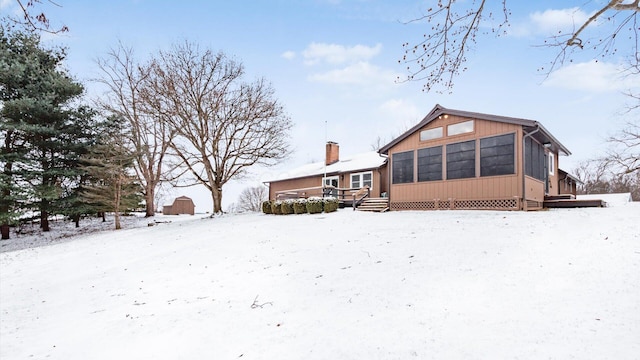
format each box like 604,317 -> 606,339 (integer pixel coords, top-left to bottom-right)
281,200 -> 294,215
262,201 -> 272,214
306,197 -> 323,214
271,200 -> 283,215
293,199 -> 307,214
323,197 -> 339,213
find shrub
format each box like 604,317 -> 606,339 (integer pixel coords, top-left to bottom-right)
293,199 -> 307,214
271,200 -> 283,215
281,199 -> 294,215
306,197 -> 323,214
262,201 -> 272,214
323,197 -> 339,213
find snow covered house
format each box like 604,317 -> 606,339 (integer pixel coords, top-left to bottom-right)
379,104 -> 574,211
162,196 -> 195,215
265,142 -> 388,208
266,104 -> 586,211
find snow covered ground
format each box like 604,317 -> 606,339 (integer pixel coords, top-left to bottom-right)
1,203 -> 639,359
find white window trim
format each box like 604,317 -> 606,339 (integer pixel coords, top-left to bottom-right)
549,153 -> 555,176
350,171 -> 373,189
323,175 -> 339,187
447,120 -> 474,136
420,127 -> 443,141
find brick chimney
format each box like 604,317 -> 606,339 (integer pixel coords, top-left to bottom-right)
326,141 -> 339,165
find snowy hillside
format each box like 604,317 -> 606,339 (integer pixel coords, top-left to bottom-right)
1,205 -> 639,359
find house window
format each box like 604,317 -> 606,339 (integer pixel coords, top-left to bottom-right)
447,120 -> 474,136
446,140 -> 476,179
351,171 -> 373,189
420,127 -> 443,141
548,152 -> 555,176
417,146 -> 442,181
480,133 -> 515,177
525,137 -> 546,181
323,176 -> 339,188
323,175 -> 339,197
392,150 -> 414,184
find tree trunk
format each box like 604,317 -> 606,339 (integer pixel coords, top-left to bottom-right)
115,176 -> 122,230
73,214 -> 80,228
1,224 -> 9,240
145,184 -> 155,217
41,212 -> 50,231
212,185 -> 223,213
2,159 -> 13,240
114,212 -> 121,230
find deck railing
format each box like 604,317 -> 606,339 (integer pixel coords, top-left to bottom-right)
275,185 -> 370,208
351,186 -> 371,210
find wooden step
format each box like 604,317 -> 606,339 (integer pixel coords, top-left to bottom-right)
544,199 -> 606,208
356,198 -> 389,212
545,194 -> 575,200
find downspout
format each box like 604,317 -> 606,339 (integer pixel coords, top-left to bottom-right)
377,152 -> 389,206
522,126 -> 540,210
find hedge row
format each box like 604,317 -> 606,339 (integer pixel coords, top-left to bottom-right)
262,197 -> 339,215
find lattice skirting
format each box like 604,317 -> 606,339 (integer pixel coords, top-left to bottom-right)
391,198 -> 519,211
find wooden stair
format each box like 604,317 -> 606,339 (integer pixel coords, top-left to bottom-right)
543,194 -> 606,208
356,198 -> 389,212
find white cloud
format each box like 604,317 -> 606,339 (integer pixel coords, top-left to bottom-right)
378,99 -> 423,132
281,51 -> 296,60
509,7 -> 595,37
302,42 -> 383,65
0,0 -> 12,9
307,61 -> 398,86
543,60 -> 636,92
529,7 -> 592,33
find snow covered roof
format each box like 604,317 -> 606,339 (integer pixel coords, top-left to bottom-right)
266,151 -> 387,183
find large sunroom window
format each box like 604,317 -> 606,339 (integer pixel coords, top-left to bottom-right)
446,140 -> 476,179
525,137 -> 546,181
417,146 -> 442,181
480,133 -> 515,177
392,151 -> 414,184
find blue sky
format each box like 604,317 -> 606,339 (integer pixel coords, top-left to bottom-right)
1,0 -> 637,211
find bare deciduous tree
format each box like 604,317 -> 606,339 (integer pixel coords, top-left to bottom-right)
145,41 -> 292,214
606,120 -> 640,175
237,186 -> 268,212
6,0 -> 68,33
574,159 -> 639,200
96,43 -> 174,217
400,1 -> 639,93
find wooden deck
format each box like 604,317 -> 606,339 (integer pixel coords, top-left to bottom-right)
544,194 -> 606,208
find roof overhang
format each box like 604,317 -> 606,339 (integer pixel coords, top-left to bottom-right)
379,104 -> 571,156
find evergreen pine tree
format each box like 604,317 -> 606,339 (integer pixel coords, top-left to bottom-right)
1,25 -> 96,235
81,116 -> 141,230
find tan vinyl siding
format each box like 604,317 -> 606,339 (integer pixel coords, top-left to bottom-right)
268,167 -> 388,200
269,176 -> 324,199
388,116 -> 527,207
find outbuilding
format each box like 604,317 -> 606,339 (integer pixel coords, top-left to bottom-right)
162,196 -> 195,215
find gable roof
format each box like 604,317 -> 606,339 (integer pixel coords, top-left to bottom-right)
265,151 -> 387,183
379,104 -> 571,156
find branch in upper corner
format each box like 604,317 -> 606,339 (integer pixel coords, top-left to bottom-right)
399,0 -> 639,92
11,0 -> 69,34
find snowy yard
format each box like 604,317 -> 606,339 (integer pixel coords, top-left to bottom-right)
1,204 -> 639,359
